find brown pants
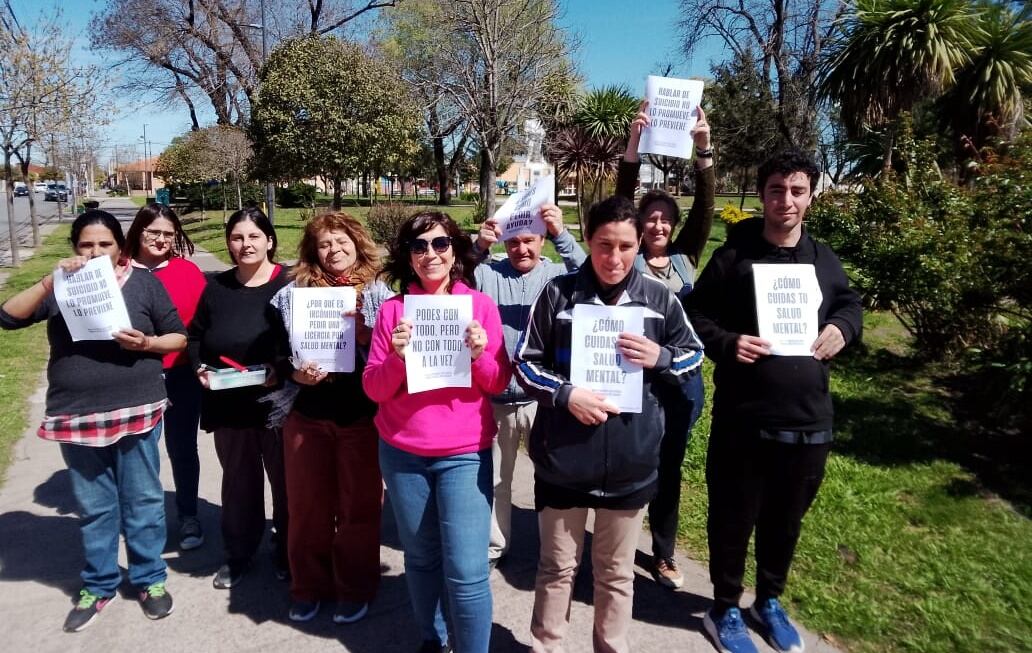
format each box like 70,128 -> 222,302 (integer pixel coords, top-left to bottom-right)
531,506 -> 646,653
213,426 -> 289,567
283,412 -> 382,603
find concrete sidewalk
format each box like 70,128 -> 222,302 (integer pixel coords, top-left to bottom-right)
0,224 -> 842,652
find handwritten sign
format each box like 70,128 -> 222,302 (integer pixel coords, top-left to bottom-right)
53,256 -> 132,341
569,304 -> 645,413
290,286 -> 357,373
638,75 -> 704,160
752,264 -> 823,356
494,174 -> 555,241
403,294 -> 473,393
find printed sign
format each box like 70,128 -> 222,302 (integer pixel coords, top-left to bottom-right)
403,294 -> 473,393
638,75 -> 704,160
53,256 -> 132,341
494,174 -> 555,241
290,286 -> 357,373
569,304 -> 645,413
752,264 -> 823,356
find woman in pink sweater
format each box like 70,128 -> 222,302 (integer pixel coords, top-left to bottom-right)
363,211 -> 510,653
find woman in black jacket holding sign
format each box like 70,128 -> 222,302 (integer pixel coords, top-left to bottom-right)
513,196 -> 705,653
269,212 -> 392,624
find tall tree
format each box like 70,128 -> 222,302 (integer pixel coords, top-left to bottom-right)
90,0 -> 400,126
432,0 -> 570,217
817,0 -> 980,171
679,0 -> 843,150
249,35 -> 421,209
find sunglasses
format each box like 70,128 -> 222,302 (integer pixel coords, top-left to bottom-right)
408,236 -> 452,255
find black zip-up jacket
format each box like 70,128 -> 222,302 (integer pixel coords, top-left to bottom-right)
514,264 -> 704,509
685,218 -> 862,431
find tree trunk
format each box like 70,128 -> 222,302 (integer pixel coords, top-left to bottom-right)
15,145 -> 40,246
882,128 -> 895,175
479,147 -> 496,219
3,151 -> 18,266
332,172 -> 343,209
434,134 -> 450,206
576,175 -> 586,240
235,174 -> 242,210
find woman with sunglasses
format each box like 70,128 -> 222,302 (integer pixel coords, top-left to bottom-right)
617,102 -> 715,590
269,213 -> 393,624
363,212 -> 510,653
1,210 -> 186,632
188,207 -> 291,590
125,203 -> 208,552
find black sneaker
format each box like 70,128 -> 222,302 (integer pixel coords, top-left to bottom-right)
287,600 -> 321,622
139,582 -> 174,620
63,589 -> 116,633
212,562 -> 248,589
178,516 -> 204,551
333,600 -> 368,624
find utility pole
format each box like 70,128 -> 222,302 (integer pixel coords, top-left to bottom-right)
261,0 -> 275,223
141,123 -> 150,197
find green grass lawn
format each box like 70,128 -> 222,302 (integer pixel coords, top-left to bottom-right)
0,225 -> 72,481
675,311 -> 1032,653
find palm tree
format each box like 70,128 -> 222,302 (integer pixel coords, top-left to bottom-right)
818,0 -> 981,172
940,4 -> 1032,156
549,125 -> 594,235
574,85 -> 640,140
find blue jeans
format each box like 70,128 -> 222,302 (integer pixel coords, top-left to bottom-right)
163,365 -> 202,519
59,422 -> 168,596
379,440 -> 493,653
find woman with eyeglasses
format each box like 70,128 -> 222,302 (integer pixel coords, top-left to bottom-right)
188,207 -> 291,590
0,210 -> 186,632
125,203 -> 208,552
362,211 -> 511,653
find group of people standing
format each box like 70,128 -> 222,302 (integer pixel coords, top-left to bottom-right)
1,103 -> 862,653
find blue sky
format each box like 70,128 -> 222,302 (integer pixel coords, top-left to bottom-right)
10,0 -> 726,164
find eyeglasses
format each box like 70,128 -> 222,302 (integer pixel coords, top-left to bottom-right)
142,228 -> 176,241
408,236 -> 452,255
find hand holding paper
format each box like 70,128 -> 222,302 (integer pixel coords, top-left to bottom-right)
567,387 -> 622,426
736,334 -> 772,364
465,320 -> 488,361
617,332 -> 661,368
391,317 -> 413,360
540,204 -> 565,238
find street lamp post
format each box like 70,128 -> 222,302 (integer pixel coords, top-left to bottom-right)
141,124 -> 151,197
240,0 -> 276,223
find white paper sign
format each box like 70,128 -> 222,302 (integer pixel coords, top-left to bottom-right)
638,75 -> 704,160
290,286 -> 357,373
752,264 -> 823,356
569,304 -> 645,413
494,174 -> 555,241
403,294 -> 473,393
53,256 -> 132,341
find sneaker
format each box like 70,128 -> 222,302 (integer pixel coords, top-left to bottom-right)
750,598 -> 804,653
417,641 -> 452,653
703,607 -> 759,653
287,600 -> 321,622
652,556 -> 684,589
63,589 -> 115,633
138,582 -> 174,620
332,600 -> 369,624
212,562 -> 248,590
178,516 -> 204,551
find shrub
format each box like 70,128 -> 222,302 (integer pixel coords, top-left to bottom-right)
366,203 -> 416,246
276,182 -> 317,208
171,182 -> 265,212
458,191 -> 479,202
719,203 -> 751,225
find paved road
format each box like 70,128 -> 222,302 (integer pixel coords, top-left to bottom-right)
0,191 -> 70,265
0,196 -> 843,652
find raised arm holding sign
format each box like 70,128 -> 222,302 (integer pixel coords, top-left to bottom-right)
493,174 -> 555,241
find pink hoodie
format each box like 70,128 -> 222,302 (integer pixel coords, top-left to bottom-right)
362,281 -> 511,456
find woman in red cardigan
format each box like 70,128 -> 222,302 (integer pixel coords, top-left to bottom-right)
125,203 -> 208,551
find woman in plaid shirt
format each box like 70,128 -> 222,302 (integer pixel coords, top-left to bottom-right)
0,210 -> 186,633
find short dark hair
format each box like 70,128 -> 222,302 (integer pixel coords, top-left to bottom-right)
70,210 -> 125,250
638,189 -> 681,227
381,211 -> 478,293
125,203 -> 195,260
225,207 -> 277,264
757,148 -> 821,195
586,195 -> 641,240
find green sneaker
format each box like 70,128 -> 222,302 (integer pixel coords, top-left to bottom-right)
63,589 -> 116,633
138,582 -> 174,620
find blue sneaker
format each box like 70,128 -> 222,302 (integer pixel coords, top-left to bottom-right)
703,607 -> 759,653
750,598 -> 804,652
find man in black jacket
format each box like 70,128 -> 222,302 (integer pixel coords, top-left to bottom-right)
686,149 -> 862,653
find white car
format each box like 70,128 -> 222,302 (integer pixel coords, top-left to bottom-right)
33,182 -> 47,193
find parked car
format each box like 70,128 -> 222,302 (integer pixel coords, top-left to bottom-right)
44,183 -> 68,202
14,184 -> 29,197
33,182 -> 47,193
